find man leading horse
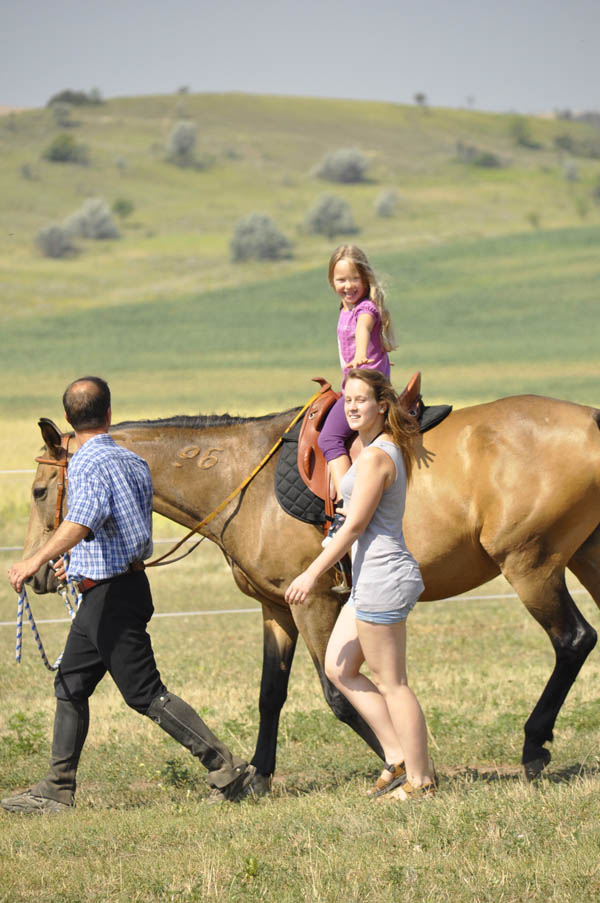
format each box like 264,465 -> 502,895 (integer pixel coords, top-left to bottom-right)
2,376 -> 255,814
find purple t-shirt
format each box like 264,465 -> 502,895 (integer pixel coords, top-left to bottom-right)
337,299 -> 390,386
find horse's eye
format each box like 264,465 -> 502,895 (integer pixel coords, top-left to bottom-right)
33,487 -> 47,501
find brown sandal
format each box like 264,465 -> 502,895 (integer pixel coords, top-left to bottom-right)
367,761 -> 406,799
376,759 -> 438,802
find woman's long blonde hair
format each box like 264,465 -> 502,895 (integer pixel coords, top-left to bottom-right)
346,368 -> 417,481
328,244 -> 398,351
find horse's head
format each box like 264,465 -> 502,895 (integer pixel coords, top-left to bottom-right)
24,418 -> 72,594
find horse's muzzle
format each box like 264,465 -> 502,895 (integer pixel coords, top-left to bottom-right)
29,563 -> 58,595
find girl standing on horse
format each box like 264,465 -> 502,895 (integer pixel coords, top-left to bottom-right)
286,369 -> 435,801
318,245 -> 397,543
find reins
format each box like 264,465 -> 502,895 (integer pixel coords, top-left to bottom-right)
18,387 -> 325,667
145,388 -> 323,566
16,558 -> 81,671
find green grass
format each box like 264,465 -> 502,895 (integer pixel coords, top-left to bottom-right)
1,553 -> 599,901
2,93 -> 599,319
1,224 -> 598,436
1,93 -> 599,901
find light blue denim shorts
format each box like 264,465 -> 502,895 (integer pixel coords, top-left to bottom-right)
347,597 -> 415,624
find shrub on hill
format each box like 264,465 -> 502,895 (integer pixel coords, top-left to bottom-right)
554,132 -> 600,159
65,199 -> 120,240
112,197 -> 135,219
42,133 -> 88,164
46,89 -> 103,106
167,121 -> 198,167
35,224 -> 77,259
305,194 -> 357,238
508,116 -> 542,150
230,212 -> 292,262
375,189 -> 398,217
50,102 -> 74,128
456,141 -> 502,168
314,148 -> 368,183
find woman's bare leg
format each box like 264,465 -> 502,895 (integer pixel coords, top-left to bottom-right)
357,619 -> 431,787
324,604 -> 404,765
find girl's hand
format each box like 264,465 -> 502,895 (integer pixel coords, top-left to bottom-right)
285,571 -> 316,605
344,356 -> 374,370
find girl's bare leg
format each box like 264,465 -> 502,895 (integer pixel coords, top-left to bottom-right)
328,455 -> 351,507
324,604 -> 405,765
357,619 -> 431,787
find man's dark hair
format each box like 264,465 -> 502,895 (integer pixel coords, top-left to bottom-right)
63,376 -> 111,430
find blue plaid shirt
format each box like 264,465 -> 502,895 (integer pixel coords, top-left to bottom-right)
65,433 -> 153,581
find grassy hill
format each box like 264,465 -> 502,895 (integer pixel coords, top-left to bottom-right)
1,92 -> 599,317
1,93 -> 598,467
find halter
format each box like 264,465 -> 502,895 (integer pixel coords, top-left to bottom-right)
34,433 -> 72,530
18,434 -> 78,669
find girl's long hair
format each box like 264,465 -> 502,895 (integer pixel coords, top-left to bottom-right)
328,244 -> 398,351
346,368 -> 417,481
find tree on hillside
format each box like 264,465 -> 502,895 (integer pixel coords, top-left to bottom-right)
230,213 -> 292,262
65,199 -> 120,240
314,148 -> 368,183
42,133 -> 88,164
375,189 -> 398,218
414,92 -> 428,109
167,121 -> 197,166
50,102 -> 74,128
509,116 -> 542,150
305,194 -> 357,238
46,89 -> 103,106
35,224 -> 77,259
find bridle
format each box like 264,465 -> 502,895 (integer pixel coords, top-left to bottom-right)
34,434 -> 72,531
30,384 -> 324,568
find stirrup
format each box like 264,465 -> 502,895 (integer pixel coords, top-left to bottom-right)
331,557 -> 351,594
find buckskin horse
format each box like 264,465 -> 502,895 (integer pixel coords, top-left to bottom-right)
21,391 -> 600,789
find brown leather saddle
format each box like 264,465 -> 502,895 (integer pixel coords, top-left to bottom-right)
297,372 -> 423,522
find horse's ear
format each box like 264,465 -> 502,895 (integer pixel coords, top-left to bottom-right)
38,418 -> 63,459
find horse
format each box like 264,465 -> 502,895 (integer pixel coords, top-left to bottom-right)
21,392 -> 600,788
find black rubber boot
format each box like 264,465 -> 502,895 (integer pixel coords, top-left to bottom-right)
34,698 -> 89,805
1,698 -> 89,812
146,691 -> 252,794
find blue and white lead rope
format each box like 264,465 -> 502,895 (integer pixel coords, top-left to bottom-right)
15,557 -> 82,672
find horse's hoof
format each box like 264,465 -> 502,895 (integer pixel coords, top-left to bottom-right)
522,748 -> 551,781
250,773 -> 272,796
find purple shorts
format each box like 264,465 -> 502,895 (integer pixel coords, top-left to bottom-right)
317,395 -> 356,463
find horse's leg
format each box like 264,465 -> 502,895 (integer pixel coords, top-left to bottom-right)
568,524 -> 600,611
500,558 -> 597,779
250,600 -> 298,791
229,561 -> 299,790
291,590 -> 384,761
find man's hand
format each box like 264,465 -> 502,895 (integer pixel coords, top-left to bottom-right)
51,557 -> 67,585
8,556 -> 44,593
7,521 -> 89,594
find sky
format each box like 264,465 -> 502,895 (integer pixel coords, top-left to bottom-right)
1,0 -> 599,114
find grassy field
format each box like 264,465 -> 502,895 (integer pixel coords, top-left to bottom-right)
1,93 -> 599,900
1,552 -> 599,901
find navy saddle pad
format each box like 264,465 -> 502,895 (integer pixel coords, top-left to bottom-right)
274,404 -> 452,526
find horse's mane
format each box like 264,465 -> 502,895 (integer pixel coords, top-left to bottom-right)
111,408 -> 300,432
